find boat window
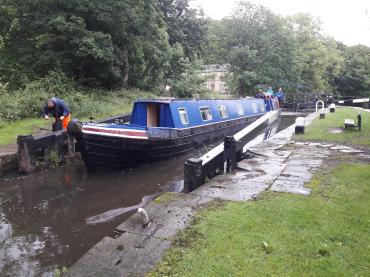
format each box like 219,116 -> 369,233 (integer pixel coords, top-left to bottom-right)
258,102 -> 265,113
200,106 -> 213,121
217,105 -> 228,118
178,108 -> 189,125
236,103 -> 244,116
251,102 -> 258,114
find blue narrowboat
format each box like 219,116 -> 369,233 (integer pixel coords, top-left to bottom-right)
68,98 -> 280,170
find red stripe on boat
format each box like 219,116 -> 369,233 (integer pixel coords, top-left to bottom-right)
83,127 -> 147,138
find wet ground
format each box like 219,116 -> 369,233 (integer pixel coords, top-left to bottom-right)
0,113 -> 305,276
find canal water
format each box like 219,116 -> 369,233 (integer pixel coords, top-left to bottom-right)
0,113 -> 306,276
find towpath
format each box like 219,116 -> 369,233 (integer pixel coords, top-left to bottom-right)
66,111 -> 369,276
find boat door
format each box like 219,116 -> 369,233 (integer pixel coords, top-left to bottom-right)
147,104 -> 160,127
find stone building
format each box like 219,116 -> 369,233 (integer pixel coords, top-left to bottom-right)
202,64 -> 229,95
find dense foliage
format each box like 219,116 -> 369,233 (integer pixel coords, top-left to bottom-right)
335,44 -> 370,97
0,71 -> 156,124
204,4 -> 347,95
0,0 -> 369,122
0,0 -> 206,92
204,3 -> 369,97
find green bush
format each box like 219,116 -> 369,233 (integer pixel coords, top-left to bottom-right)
0,71 -> 158,124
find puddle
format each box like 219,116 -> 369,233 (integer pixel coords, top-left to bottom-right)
328,128 -> 343,134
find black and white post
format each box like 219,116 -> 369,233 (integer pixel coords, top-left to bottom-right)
295,117 -> 305,134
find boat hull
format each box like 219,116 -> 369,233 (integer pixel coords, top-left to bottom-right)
77,113 -> 277,171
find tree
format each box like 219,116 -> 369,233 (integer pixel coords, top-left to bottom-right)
0,0 -> 172,90
163,43 -> 206,98
223,2 -> 298,95
201,1 -> 346,96
336,45 -> 370,97
157,0 -> 208,58
287,13 -> 343,93
202,19 -> 230,65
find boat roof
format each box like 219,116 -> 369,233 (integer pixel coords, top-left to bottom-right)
135,98 -> 249,104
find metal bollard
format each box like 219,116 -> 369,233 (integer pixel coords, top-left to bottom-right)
329,103 -> 336,113
320,109 -> 326,119
224,136 -> 238,172
295,117 -> 305,134
357,113 -> 362,131
184,158 -> 203,193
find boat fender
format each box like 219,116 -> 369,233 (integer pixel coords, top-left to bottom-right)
67,119 -> 83,140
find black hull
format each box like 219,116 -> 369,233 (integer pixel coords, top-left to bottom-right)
77,114 -> 274,171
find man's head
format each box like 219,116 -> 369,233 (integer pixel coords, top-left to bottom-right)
47,100 -> 55,109
269,86 -> 272,90
278,87 -> 282,92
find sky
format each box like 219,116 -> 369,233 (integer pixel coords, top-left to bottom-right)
190,0 -> 370,46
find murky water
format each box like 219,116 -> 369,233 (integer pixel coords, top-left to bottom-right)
0,114 -> 303,276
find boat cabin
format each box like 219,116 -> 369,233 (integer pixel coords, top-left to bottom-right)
130,98 -> 274,129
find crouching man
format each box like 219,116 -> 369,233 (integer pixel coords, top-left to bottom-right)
43,97 -> 71,131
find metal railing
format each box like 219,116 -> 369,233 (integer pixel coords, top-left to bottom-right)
97,113 -> 132,124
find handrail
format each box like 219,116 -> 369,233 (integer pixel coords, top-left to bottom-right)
98,113 -> 132,124
315,101 -> 325,112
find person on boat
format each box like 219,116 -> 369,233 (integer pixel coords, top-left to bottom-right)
43,97 -> 71,131
275,87 -> 285,106
266,86 -> 274,97
255,89 -> 265,99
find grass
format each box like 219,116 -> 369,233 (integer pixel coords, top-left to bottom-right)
296,107 -> 370,146
0,118 -> 48,145
149,163 -> 370,277
0,101 -> 133,146
153,192 -> 184,205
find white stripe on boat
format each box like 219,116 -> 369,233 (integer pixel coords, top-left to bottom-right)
82,126 -> 148,140
353,98 -> 369,103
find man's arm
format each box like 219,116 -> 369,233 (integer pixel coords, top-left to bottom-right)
42,105 -> 50,118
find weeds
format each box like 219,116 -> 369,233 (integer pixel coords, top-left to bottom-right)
47,149 -> 62,168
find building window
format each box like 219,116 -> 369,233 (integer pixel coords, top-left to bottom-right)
236,103 -> 244,116
200,107 -> 213,121
217,105 -> 228,118
178,108 -> 189,125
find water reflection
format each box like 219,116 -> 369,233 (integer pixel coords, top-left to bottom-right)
0,157 -> 188,276
0,114 -> 299,276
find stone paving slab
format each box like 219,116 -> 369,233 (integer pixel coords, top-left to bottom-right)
277,175 -> 312,183
68,233 -> 172,277
286,159 -> 323,168
191,180 -> 269,202
283,165 -> 312,174
116,193 -> 212,238
270,180 -> 311,196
